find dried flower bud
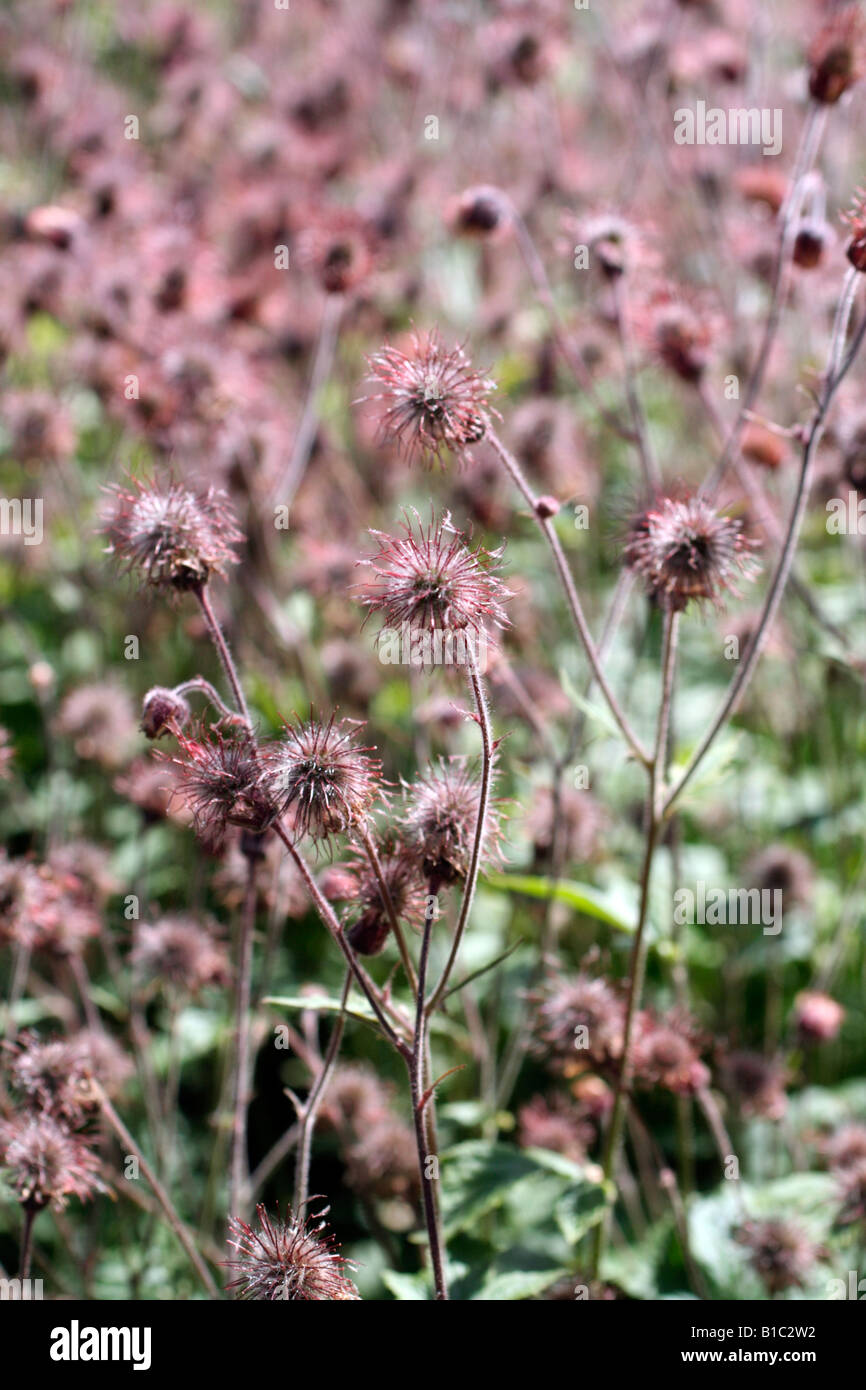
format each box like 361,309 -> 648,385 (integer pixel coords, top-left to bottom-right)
624,494 -> 760,612
225,1203 -> 360,1300
344,842 -> 426,957
358,509 -> 512,662
365,330 -> 497,467
793,217 -> 832,269
402,756 -> 503,887
165,727 -> 272,853
140,686 -> 191,739
808,6 -> 865,105
260,714 -> 380,847
0,1113 -> 104,1211
104,479 -> 243,593
450,185 -> 511,238
735,1218 -> 820,1296
793,990 -> 845,1044
842,188 -> 866,272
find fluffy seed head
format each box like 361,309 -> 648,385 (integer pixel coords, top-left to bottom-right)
401,756 -> 503,887
103,479 -> 243,592
260,714 -> 380,846
0,1113 -> 104,1211
5,1033 -> 97,1124
624,494 -> 759,612
632,1010 -> 710,1095
296,208 -> 377,296
358,510 -> 512,659
365,330 -> 497,467
225,1203 -> 360,1300
533,972 -> 624,1072
735,1218 -> 820,1296
132,915 -> 230,995
165,727 -> 272,853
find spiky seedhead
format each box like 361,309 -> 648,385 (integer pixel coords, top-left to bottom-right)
808,5 -> 866,104
165,727 -> 271,853
735,1218 -> 820,1296
131,915 -> 230,995
103,479 -> 243,593
533,972 -> 625,1072
345,839 -> 427,956
0,1113 -> 104,1211
365,329 -> 497,467
358,509 -> 512,658
225,1203 -> 360,1300
260,714 -> 380,847
624,494 -> 759,612
402,756 -> 502,887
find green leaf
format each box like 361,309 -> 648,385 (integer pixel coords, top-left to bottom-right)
485,872 -> 636,934
263,993 -> 381,1030
381,1270 -> 430,1301
440,1141 -> 608,1244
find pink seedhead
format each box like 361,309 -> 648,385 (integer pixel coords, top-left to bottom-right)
344,838 -> 427,957
0,1114 -> 104,1211
365,329 -> 497,467
296,207 -> 378,296
260,713 -> 381,847
358,510 -> 512,656
808,4 -> 866,105
624,494 -> 759,612
225,1203 -> 360,1301
401,756 -> 504,887
165,726 -> 272,853
103,478 -> 243,593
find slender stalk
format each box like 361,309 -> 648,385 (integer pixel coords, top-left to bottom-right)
508,207 -> 637,443
20,1207 -> 35,1280
92,1081 -> 219,1298
702,102 -> 827,498
592,608 -> 680,1276
194,585 -> 252,727
410,886 -> 449,1300
426,650 -> 494,1014
270,293 -> 344,505
294,969 -> 350,1214
273,822 -> 410,1058
665,297 -> 866,814
356,822 -> 417,991
487,426 -> 649,766
173,677 -> 238,724
229,851 -> 258,1222
611,272 -> 660,493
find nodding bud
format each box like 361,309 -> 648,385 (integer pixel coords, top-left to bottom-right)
140,686 -> 191,739
792,219 -> 831,270
534,495 -> 560,519
346,908 -> 391,957
842,189 -> 866,273
451,186 -> 510,238
808,7 -> 866,105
